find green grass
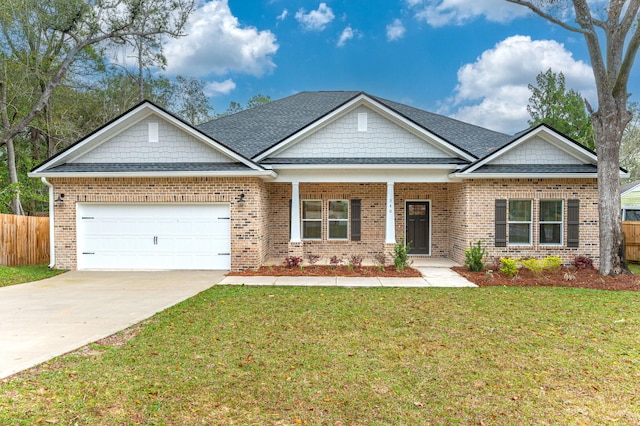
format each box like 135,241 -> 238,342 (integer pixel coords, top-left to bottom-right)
1,286 -> 639,425
629,262 -> 640,275
0,264 -> 65,288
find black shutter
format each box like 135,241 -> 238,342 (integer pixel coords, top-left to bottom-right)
351,199 -> 361,241
495,199 -> 507,247
567,199 -> 579,248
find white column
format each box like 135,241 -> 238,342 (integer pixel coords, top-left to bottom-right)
290,181 -> 301,242
385,181 -> 396,244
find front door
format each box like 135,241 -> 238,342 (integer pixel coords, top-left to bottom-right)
406,201 -> 430,255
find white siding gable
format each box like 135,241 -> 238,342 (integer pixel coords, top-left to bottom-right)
272,106 -> 451,159
490,136 -> 583,165
71,115 -> 233,163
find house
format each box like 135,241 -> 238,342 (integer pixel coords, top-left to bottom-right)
29,91 -> 623,271
622,180 -> 640,221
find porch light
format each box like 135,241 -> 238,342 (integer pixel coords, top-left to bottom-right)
54,193 -> 65,202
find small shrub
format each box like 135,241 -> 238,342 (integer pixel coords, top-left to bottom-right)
307,254 -> 321,265
393,239 -> 412,271
520,258 -> 545,277
330,256 -> 343,267
543,255 -> 563,273
349,255 -> 363,269
464,241 -> 487,272
499,257 -> 519,278
373,253 -> 386,271
573,255 -> 594,270
284,256 -> 303,268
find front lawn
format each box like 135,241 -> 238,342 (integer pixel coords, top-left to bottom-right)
1,286 -> 639,425
629,262 -> 640,275
0,264 -> 65,288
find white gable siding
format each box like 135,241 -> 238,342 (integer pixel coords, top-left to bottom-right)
72,116 -> 232,163
272,106 -> 450,158
491,137 -> 583,165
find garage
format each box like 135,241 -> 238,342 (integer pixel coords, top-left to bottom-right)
76,203 -> 230,270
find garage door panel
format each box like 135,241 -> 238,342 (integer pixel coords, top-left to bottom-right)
77,203 -> 230,270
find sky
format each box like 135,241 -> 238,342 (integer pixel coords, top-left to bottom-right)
159,0 -> 640,135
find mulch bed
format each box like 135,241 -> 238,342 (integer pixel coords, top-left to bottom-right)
228,265 -> 422,278
452,266 -> 640,291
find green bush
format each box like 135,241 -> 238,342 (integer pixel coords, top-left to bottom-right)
543,255 -> 563,272
499,257 -> 519,278
464,241 -> 487,272
520,258 -> 545,277
393,239 -> 412,271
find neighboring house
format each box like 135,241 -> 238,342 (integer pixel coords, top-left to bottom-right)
29,91 -> 626,271
621,180 -> 640,221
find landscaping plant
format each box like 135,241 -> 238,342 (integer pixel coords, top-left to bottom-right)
392,239 -> 412,271
464,240 -> 486,272
499,257 -> 519,278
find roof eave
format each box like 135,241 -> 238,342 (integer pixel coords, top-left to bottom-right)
28,170 -> 278,179
450,172 -> 602,179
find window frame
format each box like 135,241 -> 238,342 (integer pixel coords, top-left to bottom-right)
327,199 -> 349,240
539,199 -> 564,246
508,199 -> 532,246
301,200 -> 322,240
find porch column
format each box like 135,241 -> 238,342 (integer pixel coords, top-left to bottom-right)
385,181 -> 396,244
290,181 -> 301,243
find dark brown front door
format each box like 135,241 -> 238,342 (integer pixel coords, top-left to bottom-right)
406,202 -> 430,255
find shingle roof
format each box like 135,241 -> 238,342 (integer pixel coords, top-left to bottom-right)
197,91 -> 513,160
261,157 -> 470,165
621,180 -> 640,194
44,162 -> 252,173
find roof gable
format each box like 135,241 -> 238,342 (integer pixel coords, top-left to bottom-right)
456,125 -> 600,177
30,101 -> 270,177
268,105 -> 461,161
256,93 -> 476,163
621,180 -> 640,196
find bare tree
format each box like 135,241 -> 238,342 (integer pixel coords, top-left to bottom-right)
0,0 -> 194,214
507,0 -> 640,275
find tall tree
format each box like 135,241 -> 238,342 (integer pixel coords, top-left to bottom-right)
0,0 -> 194,214
172,76 -> 212,125
507,0 -> 640,275
527,68 -> 595,149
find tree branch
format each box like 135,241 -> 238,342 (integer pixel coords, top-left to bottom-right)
614,15 -> 640,97
505,0 -> 587,33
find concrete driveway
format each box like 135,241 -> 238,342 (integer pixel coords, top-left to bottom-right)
0,270 -> 223,379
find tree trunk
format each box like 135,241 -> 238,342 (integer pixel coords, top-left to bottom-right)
592,98 -> 630,275
6,137 -> 24,215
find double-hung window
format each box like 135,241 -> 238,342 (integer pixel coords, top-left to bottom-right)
302,200 -> 322,239
540,200 -> 563,245
328,200 -> 349,239
508,199 -> 532,245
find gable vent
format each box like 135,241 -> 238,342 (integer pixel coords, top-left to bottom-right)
358,113 -> 367,132
148,122 -> 159,143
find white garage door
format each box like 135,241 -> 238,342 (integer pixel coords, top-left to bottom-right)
77,203 -> 230,270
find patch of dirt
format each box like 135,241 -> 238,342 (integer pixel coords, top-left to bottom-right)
229,265 -> 422,278
452,266 -> 640,291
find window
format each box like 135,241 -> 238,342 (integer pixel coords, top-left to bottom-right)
302,200 -> 322,239
623,209 -> 640,221
540,200 -> 563,245
508,200 -> 532,245
328,200 -> 349,239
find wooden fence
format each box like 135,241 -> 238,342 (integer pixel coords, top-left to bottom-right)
623,221 -> 640,263
0,214 -> 50,266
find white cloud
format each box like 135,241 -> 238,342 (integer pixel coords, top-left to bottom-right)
295,3 -> 335,31
386,19 -> 406,41
203,79 -> 236,97
445,35 -> 595,133
409,0 -> 529,27
163,0 -> 278,78
277,9 -> 288,21
337,26 -> 354,47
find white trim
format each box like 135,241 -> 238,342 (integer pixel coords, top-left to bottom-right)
404,200 -> 431,256
266,164 -> 461,170
301,199 -> 322,241
385,182 -> 396,244
621,182 -> 640,196
450,173 -> 601,179
30,102 -> 266,175
458,126 -> 597,176
539,199 -> 564,246
255,94 -> 476,162
290,182 -> 301,242
41,178 -> 55,268
327,199 -> 349,240
508,199 -> 533,246
28,170 -> 277,179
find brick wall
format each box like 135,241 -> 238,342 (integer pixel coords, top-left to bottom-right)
449,178 -> 600,267
49,177 -> 268,271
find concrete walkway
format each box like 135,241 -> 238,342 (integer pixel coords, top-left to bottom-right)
219,259 -> 477,288
0,270 -> 222,379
